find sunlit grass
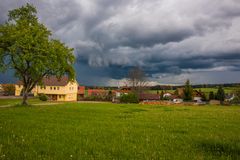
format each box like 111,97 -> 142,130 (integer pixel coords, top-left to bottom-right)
0,102 -> 240,159
0,98 -> 46,106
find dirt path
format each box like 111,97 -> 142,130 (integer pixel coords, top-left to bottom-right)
0,105 -> 12,108
0,102 -> 63,108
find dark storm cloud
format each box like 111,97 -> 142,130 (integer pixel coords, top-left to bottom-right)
1,0 -> 240,85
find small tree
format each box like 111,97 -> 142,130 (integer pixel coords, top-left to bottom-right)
201,92 -> 207,101
183,79 -> 193,101
0,4 -> 75,105
216,86 -> 225,104
209,91 -> 215,100
160,90 -> 164,100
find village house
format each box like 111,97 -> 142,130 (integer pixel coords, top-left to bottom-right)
112,87 -> 131,103
113,86 -> 131,98
170,95 -> 183,104
139,93 -> 160,102
15,76 -> 78,101
163,92 -> 172,99
225,93 -> 235,102
77,86 -> 85,100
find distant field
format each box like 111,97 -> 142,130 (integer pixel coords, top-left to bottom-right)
0,100 -> 240,159
148,86 -> 239,94
195,87 -> 238,94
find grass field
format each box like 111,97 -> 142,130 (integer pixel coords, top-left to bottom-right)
0,100 -> 240,159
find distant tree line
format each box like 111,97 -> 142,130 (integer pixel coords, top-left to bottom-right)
149,83 -> 240,90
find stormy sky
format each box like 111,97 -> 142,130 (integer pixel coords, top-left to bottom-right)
1,0 -> 240,86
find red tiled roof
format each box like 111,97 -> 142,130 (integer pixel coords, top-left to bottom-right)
78,86 -> 85,94
42,76 -> 70,86
88,89 -> 108,95
17,76 -> 71,86
139,93 -> 160,101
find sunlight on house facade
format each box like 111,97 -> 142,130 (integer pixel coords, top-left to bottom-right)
15,76 -> 78,101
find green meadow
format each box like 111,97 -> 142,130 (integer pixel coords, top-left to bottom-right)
0,99 -> 240,159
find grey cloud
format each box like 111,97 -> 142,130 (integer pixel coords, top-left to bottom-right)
1,0 -> 240,85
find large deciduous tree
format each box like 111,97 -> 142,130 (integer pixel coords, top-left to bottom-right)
0,4 -> 75,105
127,67 -> 148,95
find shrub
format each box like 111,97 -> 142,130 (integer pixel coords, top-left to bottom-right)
230,97 -> 240,104
39,94 -> 48,101
120,93 -> 139,103
2,84 -> 15,96
83,95 -> 110,101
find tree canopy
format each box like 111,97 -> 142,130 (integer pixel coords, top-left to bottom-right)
0,3 -> 75,105
183,79 -> 193,101
127,67 -> 147,95
216,86 -> 225,103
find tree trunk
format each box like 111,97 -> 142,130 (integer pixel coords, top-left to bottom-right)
22,91 -> 29,105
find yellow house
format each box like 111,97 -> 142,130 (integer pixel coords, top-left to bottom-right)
15,76 -> 78,101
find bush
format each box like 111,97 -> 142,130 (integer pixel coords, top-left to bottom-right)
39,94 -> 48,101
120,93 -> 139,103
83,95 -> 110,101
2,84 -> 15,96
230,97 -> 240,104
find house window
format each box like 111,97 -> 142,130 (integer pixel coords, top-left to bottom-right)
50,87 -> 52,90
59,95 -> 61,98
44,86 -> 46,89
54,87 -> 56,90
